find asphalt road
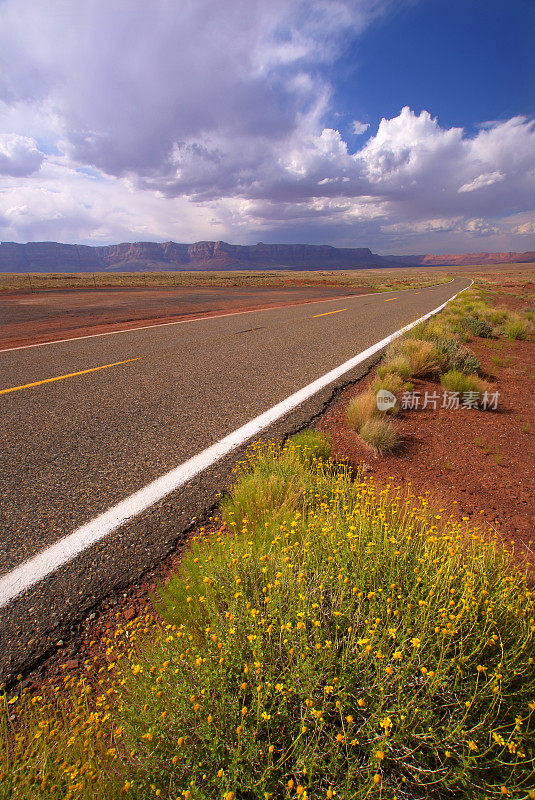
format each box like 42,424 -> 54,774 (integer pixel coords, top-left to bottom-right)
0,277 -> 469,678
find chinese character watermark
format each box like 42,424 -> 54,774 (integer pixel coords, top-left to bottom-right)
480,390 -> 499,411
396,389 -> 499,411
400,391 -> 420,410
442,391 -> 459,410
422,390 -> 440,410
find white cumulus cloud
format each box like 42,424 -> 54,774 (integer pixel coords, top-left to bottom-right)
458,171 -> 505,193
0,1 -> 534,253
0,133 -> 44,176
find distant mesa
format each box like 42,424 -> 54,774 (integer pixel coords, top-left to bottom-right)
0,240 -> 533,272
0,240 -> 386,272
386,251 -> 535,267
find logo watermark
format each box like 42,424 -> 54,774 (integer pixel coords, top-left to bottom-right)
376,389 -> 397,412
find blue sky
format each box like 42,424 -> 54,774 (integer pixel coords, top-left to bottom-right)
0,0 -> 534,254
333,0 -> 535,141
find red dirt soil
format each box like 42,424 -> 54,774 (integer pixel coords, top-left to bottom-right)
317,334 -> 535,569
487,286 -> 533,311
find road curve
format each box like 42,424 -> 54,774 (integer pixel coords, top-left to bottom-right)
0,277 -> 470,678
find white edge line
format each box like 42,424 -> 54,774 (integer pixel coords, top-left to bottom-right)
0,278 -> 470,608
0,278 -> 454,353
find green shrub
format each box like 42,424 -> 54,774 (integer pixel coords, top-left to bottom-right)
440,370 -> 489,397
2,440 -> 535,800
438,337 -> 481,373
460,315 -> 493,338
359,416 -> 400,455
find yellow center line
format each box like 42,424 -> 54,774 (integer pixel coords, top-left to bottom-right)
312,308 -> 347,318
0,357 -> 142,396
383,297 -> 398,302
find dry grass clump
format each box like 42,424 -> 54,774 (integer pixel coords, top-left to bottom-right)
346,381 -> 399,444
3,434 -> 534,800
385,338 -> 445,378
377,356 -> 412,381
287,430 -> 333,465
409,319 -> 447,340
346,391 -> 378,432
371,371 -> 404,397
504,314 -> 530,340
483,307 -> 508,326
407,321 -> 482,374
221,467 -> 308,532
400,339 -> 445,377
346,386 -> 400,454
220,434 -> 332,532
359,417 -> 400,455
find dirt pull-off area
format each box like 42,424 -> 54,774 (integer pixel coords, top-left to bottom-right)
0,285 -> 368,349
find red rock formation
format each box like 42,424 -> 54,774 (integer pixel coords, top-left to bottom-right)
0,240 -> 533,273
0,240 -> 387,271
388,251 -> 535,267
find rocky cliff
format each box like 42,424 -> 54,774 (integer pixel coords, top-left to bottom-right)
0,240 -> 533,272
387,251 -> 535,267
0,240 -> 388,271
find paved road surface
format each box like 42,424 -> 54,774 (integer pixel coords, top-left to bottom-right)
0,284 -> 371,349
0,278 -> 469,678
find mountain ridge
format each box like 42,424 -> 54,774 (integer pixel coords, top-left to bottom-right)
0,240 -> 533,272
